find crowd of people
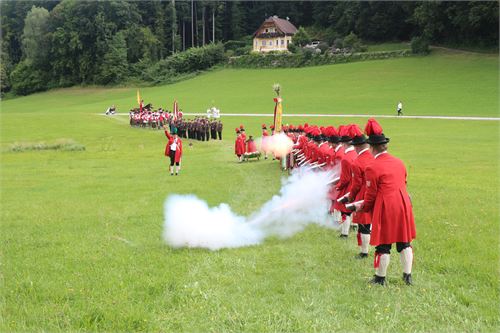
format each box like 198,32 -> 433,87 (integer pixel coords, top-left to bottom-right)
234,119 -> 416,286
183,117 -> 223,141
129,105 -> 177,129
129,105 -> 223,141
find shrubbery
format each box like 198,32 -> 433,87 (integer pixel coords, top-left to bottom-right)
8,43 -> 226,95
10,60 -> 49,96
411,36 -> 430,54
151,43 -> 225,77
228,50 -> 412,68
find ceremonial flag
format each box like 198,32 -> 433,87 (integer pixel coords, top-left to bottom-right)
173,100 -> 179,121
273,97 -> 283,132
136,90 -> 141,105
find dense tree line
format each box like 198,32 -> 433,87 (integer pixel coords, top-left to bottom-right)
1,1 -> 498,96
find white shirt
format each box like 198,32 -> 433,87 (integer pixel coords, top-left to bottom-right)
358,148 -> 369,156
397,102 -> 403,109
170,138 -> 178,151
374,151 -> 388,159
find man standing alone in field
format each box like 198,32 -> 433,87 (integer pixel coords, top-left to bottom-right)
354,118 -> 416,286
164,126 -> 183,176
397,101 -> 403,116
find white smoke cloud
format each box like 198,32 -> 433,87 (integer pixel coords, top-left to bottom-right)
262,133 -> 294,158
163,167 -> 341,251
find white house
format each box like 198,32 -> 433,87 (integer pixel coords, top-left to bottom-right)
253,16 -> 298,53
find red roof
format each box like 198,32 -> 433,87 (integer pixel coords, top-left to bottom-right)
253,16 -> 298,37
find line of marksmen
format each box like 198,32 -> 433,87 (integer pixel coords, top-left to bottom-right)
275,119 -> 416,286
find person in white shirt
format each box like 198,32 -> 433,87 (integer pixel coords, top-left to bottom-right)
397,101 -> 403,116
164,126 -> 183,176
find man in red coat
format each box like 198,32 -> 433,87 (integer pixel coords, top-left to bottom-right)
234,128 -> 245,162
335,125 -> 357,238
354,119 -> 416,286
164,126 -> 183,176
345,125 -> 374,259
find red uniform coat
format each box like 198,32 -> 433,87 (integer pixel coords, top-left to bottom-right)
349,148 -> 374,224
235,135 -> 245,156
164,131 -> 183,163
318,143 -> 331,165
328,145 -> 344,204
334,146 -> 356,213
362,152 -> 416,245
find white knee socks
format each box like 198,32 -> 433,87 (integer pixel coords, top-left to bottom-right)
400,247 -> 413,274
376,253 -> 390,277
340,214 -> 351,236
360,234 -> 370,254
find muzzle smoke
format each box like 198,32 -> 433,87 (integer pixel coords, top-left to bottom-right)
163,167 -> 340,250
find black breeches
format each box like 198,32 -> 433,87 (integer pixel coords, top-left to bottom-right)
169,151 -> 179,166
358,224 -> 371,235
375,242 -> 411,254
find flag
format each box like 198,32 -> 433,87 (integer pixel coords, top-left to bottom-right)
136,90 -> 141,105
273,97 -> 283,132
173,100 -> 179,121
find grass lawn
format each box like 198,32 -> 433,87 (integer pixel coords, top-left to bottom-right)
1,50 -> 499,332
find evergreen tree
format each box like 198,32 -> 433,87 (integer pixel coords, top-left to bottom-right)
97,31 -> 128,84
22,5 -> 50,67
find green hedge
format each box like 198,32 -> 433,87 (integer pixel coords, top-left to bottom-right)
155,43 -> 226,75
228,50 -> 412,69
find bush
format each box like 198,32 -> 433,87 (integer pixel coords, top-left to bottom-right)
287,43 -> 299,54
343,32 -> 367,52
224,40 -> 247,52
10,60 -> 49,95
234,45 -> 252,56
317,42 -> 329,54
228,50 -> 412,69
292,27 -> 312,47
131,43 -> 226,84
411,36 -> 430,54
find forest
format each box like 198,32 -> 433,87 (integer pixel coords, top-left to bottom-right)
1,1 -> 498,96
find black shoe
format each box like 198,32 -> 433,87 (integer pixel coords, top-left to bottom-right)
403,273 -> 413,286
175,173 -> 178,176
339,234 -> 348,239
170,173 -> 174,176
355,253 -> 368,259
369,275 -> 386,286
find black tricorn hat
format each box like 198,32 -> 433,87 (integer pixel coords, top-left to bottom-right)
329,136 -> 341,144
351,134 -> 367,145
366,134 -> 390,145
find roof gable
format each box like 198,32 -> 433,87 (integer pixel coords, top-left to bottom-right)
253,16 -> 298,37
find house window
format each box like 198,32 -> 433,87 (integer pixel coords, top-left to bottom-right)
262,40 -> 266,46
276,40 -> 278,45
287,40 -> 290,45
265,29 -> 268,33
281,40 -> 284,45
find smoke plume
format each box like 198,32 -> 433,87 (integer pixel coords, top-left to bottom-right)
163,167 -> 340,250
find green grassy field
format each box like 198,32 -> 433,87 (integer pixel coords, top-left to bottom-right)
1,49 -> 499,332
